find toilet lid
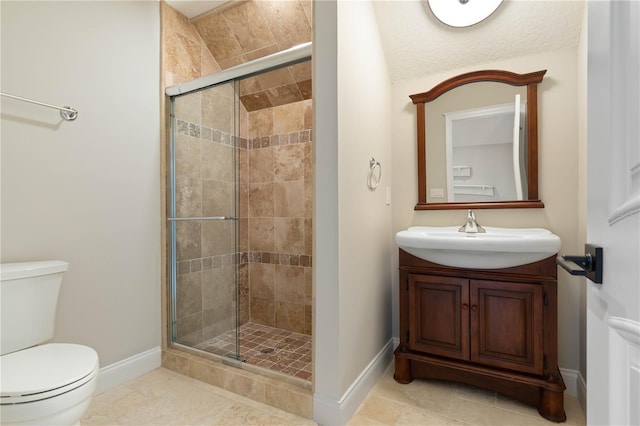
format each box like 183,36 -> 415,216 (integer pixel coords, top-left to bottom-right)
1,343 -> 99,401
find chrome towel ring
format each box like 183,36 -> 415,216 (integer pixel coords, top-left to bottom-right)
368,157 -> 381,190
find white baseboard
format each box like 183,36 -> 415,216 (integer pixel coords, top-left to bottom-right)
560,368 -> 579,397
560,368 -> 587,415
313,339 -> 395,425
94,346 -> 162,395
577,371 -> 587,415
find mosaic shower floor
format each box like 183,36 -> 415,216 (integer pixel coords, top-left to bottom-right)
194,323 -> 312,382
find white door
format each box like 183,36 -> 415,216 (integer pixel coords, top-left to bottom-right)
586,1 -> 640,425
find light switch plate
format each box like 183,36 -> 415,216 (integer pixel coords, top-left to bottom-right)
430,188 -> 445,198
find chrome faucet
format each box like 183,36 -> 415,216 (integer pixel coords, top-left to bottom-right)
458,210 -> 485,233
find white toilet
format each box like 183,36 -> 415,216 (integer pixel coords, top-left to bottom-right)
0,261 -> 99,425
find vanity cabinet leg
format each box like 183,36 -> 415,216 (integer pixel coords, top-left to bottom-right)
394,355 -> 413,384
539,387 -> 566,422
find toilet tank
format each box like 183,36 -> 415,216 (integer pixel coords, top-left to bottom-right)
0,261 -> 69,355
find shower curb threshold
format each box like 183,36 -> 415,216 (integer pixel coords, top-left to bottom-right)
162,346 -> 314,419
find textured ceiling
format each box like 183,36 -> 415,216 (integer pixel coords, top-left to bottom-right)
166,0 -> 586,85
372,0 -> 586,82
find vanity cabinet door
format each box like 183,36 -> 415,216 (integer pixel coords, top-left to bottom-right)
470,280 -> 544,374
408,274 -> 469,360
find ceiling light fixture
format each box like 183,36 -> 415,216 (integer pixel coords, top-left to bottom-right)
427,0 -> 504,28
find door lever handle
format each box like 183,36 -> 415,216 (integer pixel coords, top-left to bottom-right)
556,244 -> 603,284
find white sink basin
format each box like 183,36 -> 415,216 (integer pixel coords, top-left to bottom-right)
396,226 -> 561,269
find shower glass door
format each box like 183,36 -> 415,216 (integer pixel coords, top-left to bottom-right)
169,80 -> 240,359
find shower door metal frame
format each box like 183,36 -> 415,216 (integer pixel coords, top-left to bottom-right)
166,41 -> 312,360
168,80 -> 241,359
166,42 -> 311,97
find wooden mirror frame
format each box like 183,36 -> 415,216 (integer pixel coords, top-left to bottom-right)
410,69 -> 547,210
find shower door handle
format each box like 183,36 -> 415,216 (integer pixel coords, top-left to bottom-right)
168,216 -> 239,221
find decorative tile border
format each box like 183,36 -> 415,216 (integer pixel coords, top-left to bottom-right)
241,251 -> 312,268
248,130 -> 312,149
176,253 -> 236,276
175,119 -> 244,147
174,119 -> 311,151
177,251 -> 312,275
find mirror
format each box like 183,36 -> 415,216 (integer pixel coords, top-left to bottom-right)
410,69 -> 546,210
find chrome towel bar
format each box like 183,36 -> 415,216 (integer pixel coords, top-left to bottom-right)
1,92 -> 78,121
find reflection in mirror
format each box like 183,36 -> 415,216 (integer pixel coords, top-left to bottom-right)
410,70 -> 546,210
426,82 -> 527,202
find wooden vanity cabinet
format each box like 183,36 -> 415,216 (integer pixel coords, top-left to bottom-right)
395,250 -> 566,422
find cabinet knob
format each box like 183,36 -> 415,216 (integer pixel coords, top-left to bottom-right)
471,305 -> 478,311
462,303 -> 469,310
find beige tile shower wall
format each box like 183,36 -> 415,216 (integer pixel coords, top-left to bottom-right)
245,99 -> 313,335
164,3 -> 255,346
172,87 -> 246,346
192,0 -> 312,70
162,1 -> 223,349
162,2 -> 221,87
162,1 -> 312,344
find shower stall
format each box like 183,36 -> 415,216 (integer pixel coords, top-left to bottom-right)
167,44 -> 313,383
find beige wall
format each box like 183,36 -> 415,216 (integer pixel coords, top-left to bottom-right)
336,0 -> 394,392
1,1 -> 161,367
314,0 -> 394,421
391,48 -> 584,371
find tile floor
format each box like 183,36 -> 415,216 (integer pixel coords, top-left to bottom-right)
349,365 -> 586,426
193,323 -> 313,382
81,367 -> 313,426
82,363 -> 586,425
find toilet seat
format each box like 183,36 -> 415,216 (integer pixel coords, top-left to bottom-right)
1,343 -> 99,404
